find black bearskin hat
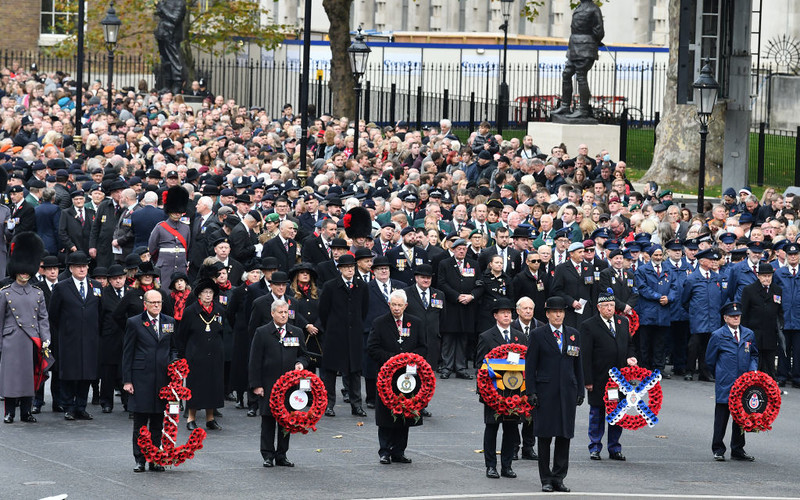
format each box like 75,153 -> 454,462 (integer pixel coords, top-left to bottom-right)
8,232 -> 45,277
0,167 -> 7,194
163,186 -> 190,214
343,206 -> 373,239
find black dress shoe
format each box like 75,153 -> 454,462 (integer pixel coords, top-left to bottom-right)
486,466 -> 500,479
391,455 -> 412,464
133,463 -> 146,473
731,452 -> 755,462
102,406 -> 112,414
379,455 -> 391,464
64,412 -> 76,421
521,449 -> 538,460
52,405 -> 65,413
262,458 -> 274,468
609,451 -> 626,461
3,413 -> 13,424
31,406 -> 41,414
75,411 -> 94,420
325,408 -> 336,417
366,402 -> 376,409
455,371 -> 474,380
235,402 -> 246,409
225,392 -> 237,402
684,374 -> 694,381
713,453 -> 725,461
247,409 -> 258,417
341,388 -> 350,404
792,382 -> 800,389
276,457 -> 295,467
149,463 -> 165,472
500,467 -> 517,478
553,482 -> 571,492
420,408 -> 432,417
590,451 -> 601,460
778,380 -> 787,387
439,371 -> 451,379
21,414 -> 37,423
352,407 -> 367,417
511,451 -> 519,460
541,484 -> 554,492
91,396 -> 100,405
186,420 -> 198,430
206,419 -> 222,430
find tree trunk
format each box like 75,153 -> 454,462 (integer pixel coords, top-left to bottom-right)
642,0 -> 725,187
322,0 -> 356,119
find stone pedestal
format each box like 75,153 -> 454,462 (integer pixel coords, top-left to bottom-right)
180,95 -> 206,114
527,122 -> 621,161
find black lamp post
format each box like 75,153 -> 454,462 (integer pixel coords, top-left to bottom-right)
692,59 -> 719,214
74,0 -> 86,151
100,2 -> 121,110
347,26 -> 371,158
297,0 -> 313,186
497,0 -> 513,134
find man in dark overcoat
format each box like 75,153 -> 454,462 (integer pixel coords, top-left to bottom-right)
98,264 -> 128,413
50,251 -> 102,420
318,254 -> 369,417
386,226 -> 429,286
551,241 -> 595,329
740,263 -> 782,378
249,299 -> 309,468
438,238 -> 483,379
526,296 -> 584,493
58,190 -> 95,257
90,180 -> 126,268
475,299 -> 527,480
366,289 -> 426,464
122,289 -> 176,472
403,264 -> 444,381
580,289 -> 636,461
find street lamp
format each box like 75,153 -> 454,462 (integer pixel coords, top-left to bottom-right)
692,59 -> 719,214
348,26 -> 371,159
497,0 -> 514,134
101,2 -> 122,111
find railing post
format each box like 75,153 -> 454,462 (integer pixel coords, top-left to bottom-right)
619,108 -> 628,162
443,89 -> 449,120
757,122 -> 766,187
364,80 -> 371,124
416,85 -> 423,130
469,91 -> 476,134
794,126 -> 800,187
389,83 -> 396,126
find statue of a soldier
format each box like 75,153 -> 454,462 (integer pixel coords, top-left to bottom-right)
155,0 -> 187,95
551,0 -> 605,120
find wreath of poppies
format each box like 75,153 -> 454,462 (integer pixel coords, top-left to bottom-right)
728,371 -> 781,432
377,352 -> 436,421
604,366 -> 663,430
624,309 -> 640,336
269,370 -> 327,434
138,359 -> 207,467
476,343 -> 532,420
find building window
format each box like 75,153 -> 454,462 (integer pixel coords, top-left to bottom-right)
41,0 -> 77,35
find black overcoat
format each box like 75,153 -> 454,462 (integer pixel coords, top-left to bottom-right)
122,312 -> 177,413
50,278 -> 102,380
475,325 -> 528,424
551,260 -> 595,328
579,314 -> 634,407
248,322 -> 309,415
740,280 -> 783,352
318,277 -> 368,373
437,256 -> 484,334
402,285 -> 444,369
176,300 -> 225,409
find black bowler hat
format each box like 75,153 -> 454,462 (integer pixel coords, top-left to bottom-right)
414,264 -> 433,276
337,254 -> 356,267
268,271 -> 290,284
491,298 -> 514,314
66,251 -> 91,266
544,296 -> 568,311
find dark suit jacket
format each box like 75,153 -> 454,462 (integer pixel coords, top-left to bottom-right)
90,199 -> 120,268
301,233 -> 331,265
526,322 -> 584,438
10,200 -> 36,233
580,313 -> 633,407
552,260 -> 595,328
248,294 -> 308,339
59,206 -> 95,254
298,210 -> 324,232
364,278 -> 405,333
315,259 -> 340,286
740,280 -> 783,352
248,321 -> 309,414
122,311 -> 177,413
478,245 -> 522,278
318,276 -> 369,373
512,267 -> 550,322
386,244 -> 429,286
597,266 -> 639,312
229,222 -> 257,265
403,284 -> 444,367
437,256 -> 484,333
189,214 -> 221,270
99,284 -> 127,363
35,201 -> 61,255
262,235 -> 297,273
130,205 -> 166,249
50,277 -> 103,380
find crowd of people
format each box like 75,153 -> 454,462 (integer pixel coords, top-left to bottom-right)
0,63 -> 794,488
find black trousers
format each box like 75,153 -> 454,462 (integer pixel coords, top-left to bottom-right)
440,332 -> 467,374
60,379 -> 91,413
4,397 -> 32,418
99,363 -> 126,409
133,412 -> 163,464
518,420 -> 535,453
378,426 -> 409,458
484,421 -> 519,469
261,414 -> 290,460
639,324 -> 668,371
323,369 -> 362,409
712,403 -> 745,456
687,332 -> 712,377
537,436 -> 571,486
35,369 -> 62,409
759,348 -> 777,380
670,320 -> 690,372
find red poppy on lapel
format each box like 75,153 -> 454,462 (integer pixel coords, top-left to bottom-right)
406,322 -> 411,328
617,319 -> 622,324
570,335 -> 575,341
144,321 -> 150,327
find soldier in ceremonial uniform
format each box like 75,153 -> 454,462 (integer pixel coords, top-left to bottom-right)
526,296 -> 584,493
581,289 -> 636,461
475,299 -> 527,479
149,186 -> 191,290
0,233 -> 49,423
367,290 -> 426,464
706,302 -> 758,462
122,290 -> 176,472
249,299 -> 309,468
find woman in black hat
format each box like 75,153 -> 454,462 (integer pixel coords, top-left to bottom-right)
289,263 -> 322,373
477,254 -> 515,334
168,271 -> 191,324
178,264 -> 226,431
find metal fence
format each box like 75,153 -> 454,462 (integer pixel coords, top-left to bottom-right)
749,123 -> 798,187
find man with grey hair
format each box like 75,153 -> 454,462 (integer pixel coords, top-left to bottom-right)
112,188 -> 140,263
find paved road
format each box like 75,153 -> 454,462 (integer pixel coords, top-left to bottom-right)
1,374 -> 798,500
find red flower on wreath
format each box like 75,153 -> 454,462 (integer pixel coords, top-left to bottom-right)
476,343 -> 532,420
603,365 -> 663,431
270,370 -> 327,434
617,309 -> 640,337
728,371 -> 781,432
376,353 -> 436,421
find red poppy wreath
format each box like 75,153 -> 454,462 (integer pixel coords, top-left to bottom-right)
604,365 -> 663,430
377,352 -> 436,421
728,371 -> 781,432
477,343 -> 532,420
270,370 -> 328,434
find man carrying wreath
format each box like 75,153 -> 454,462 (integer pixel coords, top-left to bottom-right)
249,299 -> 310,468
367,289 -> 426,465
